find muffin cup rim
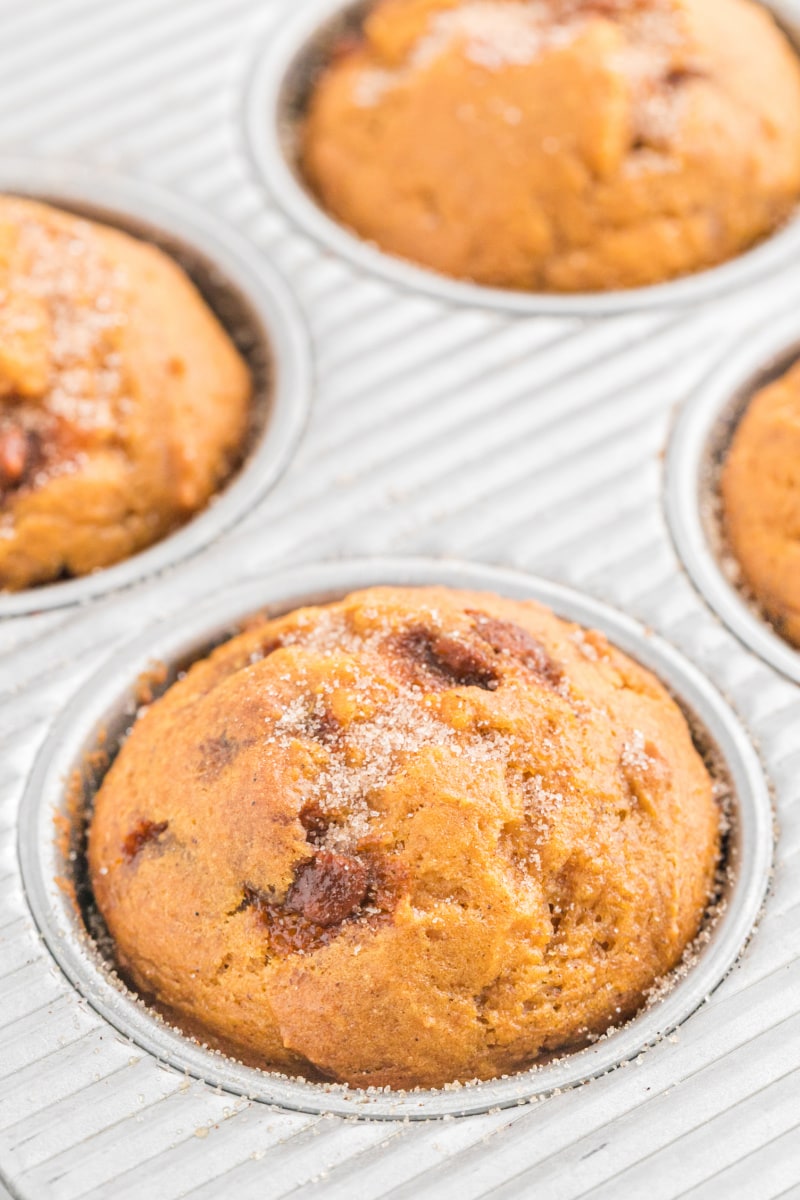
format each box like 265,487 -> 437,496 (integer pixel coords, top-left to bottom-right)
665,308 -> 800,685
0,157 -> 312,618
244,0 -> 800,318
18,556 -> 774,1120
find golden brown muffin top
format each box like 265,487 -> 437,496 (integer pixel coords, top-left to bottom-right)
722,359 -> 800,648
89,586 -> 720,1089
0,198 -> 129,499
302,0 -> 800,291
0,196 -> 250,591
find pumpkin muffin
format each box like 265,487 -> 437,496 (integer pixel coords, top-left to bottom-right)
0,195 -> 251,592
301,0 -> 800,293
722,359 -> 800,648
88,585 -> 720,1089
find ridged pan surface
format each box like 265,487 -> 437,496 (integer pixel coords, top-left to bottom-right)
2,0 -> 800,1197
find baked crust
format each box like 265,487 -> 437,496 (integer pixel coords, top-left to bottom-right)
89,585 -> 720,1088
722,358 -> 800,648
0,196 -> 251,591
301,0 -> 800,292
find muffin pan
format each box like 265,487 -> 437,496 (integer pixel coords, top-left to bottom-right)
666,309 -> 800,685
0,160 -> 311,618
245,0 -> 800,316
3,1 -> 800,1196
18,559 -> 772,1120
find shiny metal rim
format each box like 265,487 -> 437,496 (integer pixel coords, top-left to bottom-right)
18,557 -> 774,1120
665,310 -> 800,685
244,0 -> 800,317
0,158 -> 312,618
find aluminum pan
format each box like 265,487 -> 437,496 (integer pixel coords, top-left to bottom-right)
18,558 -> 773,1121
0,159 -> 311,619
245,0 -> 800,317
665,309 -> 800,686
3,0 -> 800,1193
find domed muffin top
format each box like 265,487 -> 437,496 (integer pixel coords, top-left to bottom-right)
0,195 -> 250,592
89,586 -> 720,1089
722,358 -> 800,648
302,0 -> 800,292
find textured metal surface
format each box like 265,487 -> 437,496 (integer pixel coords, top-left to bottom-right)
1,0 -> 800,1197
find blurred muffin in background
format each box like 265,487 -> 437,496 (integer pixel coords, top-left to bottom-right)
722,358 -> 800,648
0,195 -> 251,592
302,0 -> 800,292
89,585 -> 720,1089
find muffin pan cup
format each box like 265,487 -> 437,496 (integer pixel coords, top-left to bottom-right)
0,159 -> 311,618
19,558 -> 773,1121
666,309 -> 800,685
244,0 -> 800,317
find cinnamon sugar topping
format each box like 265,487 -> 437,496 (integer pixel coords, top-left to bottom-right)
0,203 -> 128,502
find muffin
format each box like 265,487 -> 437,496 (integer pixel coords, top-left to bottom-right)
301,0 -> 800,293
88,585 -> 720,1089
0,196 -> 251,592
721,358 -> 800,648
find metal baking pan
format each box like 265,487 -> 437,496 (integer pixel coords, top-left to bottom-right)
3,0 -> 800,1196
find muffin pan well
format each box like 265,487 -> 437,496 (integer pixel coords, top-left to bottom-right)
18,560 -> 772,1120
245,0 -> 800,316
0,160 -> 311,618
666,310 -> 800,685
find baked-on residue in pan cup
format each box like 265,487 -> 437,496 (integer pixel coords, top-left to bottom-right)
247,0 -> 800,315
666,311 -> 800,685
0,161 -> 310,617
19,561 -> 773,1119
